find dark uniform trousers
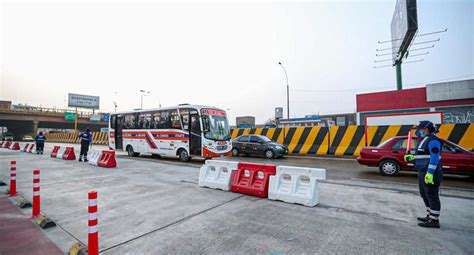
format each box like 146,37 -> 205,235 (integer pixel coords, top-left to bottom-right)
80,138 -> 90,160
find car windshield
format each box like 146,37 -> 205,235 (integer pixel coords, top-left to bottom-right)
377,137 -> 395,148
201,109 -> 231,141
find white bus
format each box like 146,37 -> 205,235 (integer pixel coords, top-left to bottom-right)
109,104 -> 232,161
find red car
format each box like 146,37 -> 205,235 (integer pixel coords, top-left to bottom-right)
357,136 -> 474,176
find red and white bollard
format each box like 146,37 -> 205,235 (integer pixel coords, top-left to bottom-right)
88,191 -> 99,255
31,169 -> 40,218
9,161 -> 17,197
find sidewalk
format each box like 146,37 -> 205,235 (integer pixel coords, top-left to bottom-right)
0,196 -> 62,255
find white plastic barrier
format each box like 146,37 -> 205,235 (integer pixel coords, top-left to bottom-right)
198,160 -> 239,191
268,166 -> 326,207
56,147 -> 66,159
89,150 -> 102,166
9,142 -> 15,149
21,143 -> 29,152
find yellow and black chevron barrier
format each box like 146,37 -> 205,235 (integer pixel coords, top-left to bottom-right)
47,132 -> 109,145
231,123 -> 474,156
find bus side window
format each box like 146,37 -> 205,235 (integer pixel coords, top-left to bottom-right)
180,109 -> 190,131
139,112 -> 152,129
170,109 -> 181,129
152,112 -> 161,129
125,114 -> 137,129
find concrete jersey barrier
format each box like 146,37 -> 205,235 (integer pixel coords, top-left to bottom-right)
230,123 -> 474,156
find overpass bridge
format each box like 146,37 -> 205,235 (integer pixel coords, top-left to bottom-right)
0,106 -> 108,140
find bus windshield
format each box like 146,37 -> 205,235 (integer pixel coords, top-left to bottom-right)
201,110 -> 231,141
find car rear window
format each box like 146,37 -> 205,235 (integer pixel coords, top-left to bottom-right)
376,137 -> 395,148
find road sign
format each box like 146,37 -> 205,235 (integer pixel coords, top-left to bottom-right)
100,127 -> 109,133
65,112 -> 76,121
275,107 -> 283,119
68,93 -> 100,109
103,114 -> 110,122
391,0 -> 418,64
90,114 -> 100,122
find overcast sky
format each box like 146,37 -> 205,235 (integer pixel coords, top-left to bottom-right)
1,0 -> 473,125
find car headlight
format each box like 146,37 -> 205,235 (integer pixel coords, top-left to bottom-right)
275,145 -> 284,150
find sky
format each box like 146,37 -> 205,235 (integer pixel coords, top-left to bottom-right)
1,0 -> 473,125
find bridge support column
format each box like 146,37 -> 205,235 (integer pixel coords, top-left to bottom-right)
33,121 -> 39,135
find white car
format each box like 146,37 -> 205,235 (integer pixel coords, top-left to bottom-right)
22,135 -> 34,141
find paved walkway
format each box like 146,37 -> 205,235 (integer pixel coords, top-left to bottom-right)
0,196 -> 62,255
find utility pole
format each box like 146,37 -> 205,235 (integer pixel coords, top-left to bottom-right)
278,62 -> 290,119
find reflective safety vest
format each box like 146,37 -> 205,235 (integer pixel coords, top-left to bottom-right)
414,135 -> 442,172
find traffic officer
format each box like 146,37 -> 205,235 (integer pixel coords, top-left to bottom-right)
35,131 -> 47,154
404,120 -> 443,228
78,128 -> 92,162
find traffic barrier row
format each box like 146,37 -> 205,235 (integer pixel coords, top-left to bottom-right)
88,149 -> 117,168
50,146 -> 76,160
231,123 -> 474,156
199,160 -> 326,206
47,132 -> 108,145
0,142 -> 36,153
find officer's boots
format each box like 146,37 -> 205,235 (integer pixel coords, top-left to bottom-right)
418,218 -> 440,228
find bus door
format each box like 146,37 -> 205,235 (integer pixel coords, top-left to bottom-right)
189,113 -> 202,156
115,115 -> 124,150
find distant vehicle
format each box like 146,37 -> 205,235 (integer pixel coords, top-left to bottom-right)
109,105 -> 232,161
22,135 -> 34,141
357,136 -> 474,176
3,132 -> 14,141
232,135 -> 288,159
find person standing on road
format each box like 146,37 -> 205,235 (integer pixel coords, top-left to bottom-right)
35,131 -> 47,154
78,128 -> 92,162
404,120 -> 443,228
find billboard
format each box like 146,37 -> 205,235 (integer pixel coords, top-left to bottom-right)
391,0 -> 418,64
68,93 -> 100,109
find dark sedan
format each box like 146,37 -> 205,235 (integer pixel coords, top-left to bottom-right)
232,135 -> 288,159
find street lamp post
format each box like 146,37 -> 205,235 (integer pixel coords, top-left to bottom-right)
278,62 -> 290,119
139,90 -> 150,109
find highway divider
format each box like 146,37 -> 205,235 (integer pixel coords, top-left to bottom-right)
88,149 -> 117,168
198,160 -> 239,191
47,131 -> 108,145
198,160 -> 325,207
231,123 -> 474,156
269,166 -> 326,206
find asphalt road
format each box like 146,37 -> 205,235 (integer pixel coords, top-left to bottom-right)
122,154 -> 474,191
44,143 -> 474,190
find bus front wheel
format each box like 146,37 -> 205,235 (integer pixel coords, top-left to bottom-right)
127,145 -> 140,157
178,149 -> 191,162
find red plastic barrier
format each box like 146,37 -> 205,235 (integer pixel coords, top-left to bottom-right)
50,146 -> 60,158
28,144 -> 35,153
12,142 -> 20,150
62,147 -> 76,160
230,162 -> 276,198
4,141 -> 12,148
97,150 -> 117,168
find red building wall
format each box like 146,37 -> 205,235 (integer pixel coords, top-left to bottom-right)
357,87 -> 474,112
